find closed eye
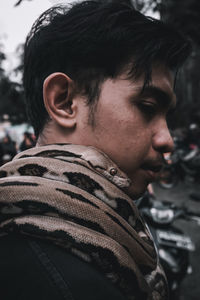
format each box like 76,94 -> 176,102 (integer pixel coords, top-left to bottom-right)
138,101 -> 157,117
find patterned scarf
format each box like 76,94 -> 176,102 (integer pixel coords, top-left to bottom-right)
0,144 -> 168,299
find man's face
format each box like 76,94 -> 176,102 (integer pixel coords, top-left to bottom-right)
76,64 -> 176,198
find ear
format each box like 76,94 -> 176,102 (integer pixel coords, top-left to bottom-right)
43,72 -> 77,129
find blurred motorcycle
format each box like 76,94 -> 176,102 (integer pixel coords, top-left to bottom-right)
137,193 -> 200,299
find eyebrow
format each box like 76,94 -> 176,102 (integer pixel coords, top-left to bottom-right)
137,85 -> 176,111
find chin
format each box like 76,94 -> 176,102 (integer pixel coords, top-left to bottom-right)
122,172 -> 150,199
125,185 -> 147,200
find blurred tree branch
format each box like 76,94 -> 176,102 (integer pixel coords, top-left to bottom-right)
133,0 -> 200,46
14,0 -> 32,7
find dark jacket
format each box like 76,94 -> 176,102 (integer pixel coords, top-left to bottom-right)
0,233 -> 126,300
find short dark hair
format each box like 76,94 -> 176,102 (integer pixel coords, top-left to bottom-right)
23,0 -> 191,137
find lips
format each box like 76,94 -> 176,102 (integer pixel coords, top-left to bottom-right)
141,163 -> 162,172
141,162 -> 163,181
146,165 -> 162,173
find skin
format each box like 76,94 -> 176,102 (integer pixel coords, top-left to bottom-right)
40,64 -> 176,199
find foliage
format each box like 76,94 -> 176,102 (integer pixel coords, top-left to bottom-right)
0,44 -> 27,124
0,43 -> 6,79
0,77 -> 27,123
133,0 -> 200,46
14,44 -> 24,77
160,0 -> 200,46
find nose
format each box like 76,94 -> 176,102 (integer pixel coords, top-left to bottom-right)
152,120 -> 174,154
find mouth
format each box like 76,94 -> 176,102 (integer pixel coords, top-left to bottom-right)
141,163 -> 163,182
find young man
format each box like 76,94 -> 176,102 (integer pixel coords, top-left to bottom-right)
0,1 -> 190,299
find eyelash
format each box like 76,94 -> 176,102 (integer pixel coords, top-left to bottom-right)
139,102 -> 157,116
167,107 -> 176,116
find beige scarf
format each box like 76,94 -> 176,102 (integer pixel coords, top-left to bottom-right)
0,144 -> 168,299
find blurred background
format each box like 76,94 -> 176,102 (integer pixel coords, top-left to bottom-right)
0,0 -> 200,299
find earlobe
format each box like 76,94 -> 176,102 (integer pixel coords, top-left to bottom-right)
43,72 -> 77,128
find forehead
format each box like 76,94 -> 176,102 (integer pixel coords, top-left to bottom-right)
147,64 -> 176,108
151,64 -> 175,88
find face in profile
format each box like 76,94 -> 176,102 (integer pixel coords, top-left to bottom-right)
75,64 -> 175,199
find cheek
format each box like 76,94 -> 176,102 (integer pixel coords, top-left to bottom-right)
125,131 -> 152,166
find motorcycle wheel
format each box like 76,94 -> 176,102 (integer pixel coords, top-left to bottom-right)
157,165 -> 178,189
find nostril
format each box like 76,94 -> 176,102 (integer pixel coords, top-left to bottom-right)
152,127 -> 174,153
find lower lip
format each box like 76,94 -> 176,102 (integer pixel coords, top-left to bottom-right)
143,170 -> 159,182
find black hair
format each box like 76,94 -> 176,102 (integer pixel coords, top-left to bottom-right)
23,0 -> 191,137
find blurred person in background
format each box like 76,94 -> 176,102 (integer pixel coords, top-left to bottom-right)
19,131 -> 36,152
1,134 -> 17,164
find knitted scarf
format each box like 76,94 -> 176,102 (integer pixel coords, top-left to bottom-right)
0,144 -> 168,300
